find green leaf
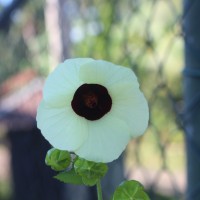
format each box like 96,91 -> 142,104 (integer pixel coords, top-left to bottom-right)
45,148 -> 71,171
54,169 -> 84,185
74,158 -> 108,186
81,176 -> 98,186
74,158 -> 108,179
112,180 -> 150,200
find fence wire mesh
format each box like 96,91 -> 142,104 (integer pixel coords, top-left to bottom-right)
0,0 -> 199,200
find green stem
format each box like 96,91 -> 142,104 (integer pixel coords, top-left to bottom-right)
96,179 -> 103,200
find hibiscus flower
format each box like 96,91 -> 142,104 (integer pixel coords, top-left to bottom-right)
36,58 -> 149,163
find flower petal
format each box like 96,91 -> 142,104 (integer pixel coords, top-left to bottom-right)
44,58 -> 94,107
75,113 -> 130,163
79,60 -> 138,87
36,100 -> 88,150
109,82 -> 149,138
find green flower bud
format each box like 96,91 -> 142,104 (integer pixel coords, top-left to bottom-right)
45,148 -> 71,171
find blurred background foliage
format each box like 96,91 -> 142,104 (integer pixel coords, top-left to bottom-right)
0,0 -> 47,83
0,0 -> 185,199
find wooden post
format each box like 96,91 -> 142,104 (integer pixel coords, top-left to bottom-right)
44,0 -> 71,70
183,1 -> 200,199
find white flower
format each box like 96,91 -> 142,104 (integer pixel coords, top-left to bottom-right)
36,58 -> 149,163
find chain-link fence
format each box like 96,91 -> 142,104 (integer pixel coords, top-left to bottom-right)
1,0 -> 199,199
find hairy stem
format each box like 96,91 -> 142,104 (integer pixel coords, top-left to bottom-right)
96,179 -> 103,200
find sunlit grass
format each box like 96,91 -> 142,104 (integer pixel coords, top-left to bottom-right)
125,128 -> 185,200
0,145 -> 12,200
126,129 -> 185,172
0,180 -> 12,200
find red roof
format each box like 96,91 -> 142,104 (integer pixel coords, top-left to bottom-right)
0,69 -> 37,97
0,69 -> 44,117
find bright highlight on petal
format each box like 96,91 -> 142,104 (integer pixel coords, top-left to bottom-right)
75,114 -> 130,163
79,60 -> 138,87
37,101 -> 88,151
109,82 -> 149,137
44,58 -> 94,107
36,58 -> 149,163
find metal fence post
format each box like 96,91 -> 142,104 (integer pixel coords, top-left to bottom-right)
183,0 -> 200,199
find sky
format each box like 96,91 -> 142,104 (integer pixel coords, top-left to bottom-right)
0,0 -> 13,7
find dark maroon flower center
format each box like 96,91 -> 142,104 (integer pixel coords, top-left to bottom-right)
71,84 -> 112,120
